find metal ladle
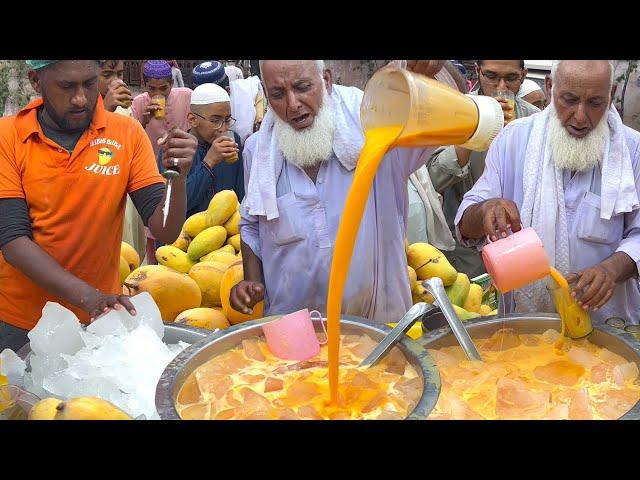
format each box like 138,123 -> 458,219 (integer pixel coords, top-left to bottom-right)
422,277 -> 484,362
359,302 -> 439,369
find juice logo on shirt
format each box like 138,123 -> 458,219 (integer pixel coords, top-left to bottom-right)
85,138 -> 123,176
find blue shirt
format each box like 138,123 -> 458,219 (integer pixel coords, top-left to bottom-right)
157,131 -> 245,218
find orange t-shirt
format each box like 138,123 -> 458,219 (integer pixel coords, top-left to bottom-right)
0,96 -> 164,330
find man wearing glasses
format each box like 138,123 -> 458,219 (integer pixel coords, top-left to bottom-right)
427,60 -> 540,278
157,83 -> 243,219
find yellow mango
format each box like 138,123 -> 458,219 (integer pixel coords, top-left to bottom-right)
200,250 -> 238,266
187,226 -> 227,261
123,266 -> 201,321
156,245 -> 197,273
188,261 -> 228,307
478,304 -> 493,316
54,397 -> 130,420
408,266 -> 417,287
463,283 -> 483,313
224,210 -> 240,236
171,230 -> 192,252
411,281 -> 434,304
453,305 -> 481,320
119,256 -> 130,285
406,242 -> 457,286
120,242 -> 140,271
206,190 -> 238,226
175,307 -> 230,330
227,234 -> 241,252
183,211 -> 209,238
220,261 -> 264,325
28,398 -> 63,420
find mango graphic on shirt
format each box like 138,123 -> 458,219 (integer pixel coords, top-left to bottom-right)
98,147 -> 114,165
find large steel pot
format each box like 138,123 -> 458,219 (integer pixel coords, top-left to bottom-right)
156,315 -> 441,420
418,313 -> 640,420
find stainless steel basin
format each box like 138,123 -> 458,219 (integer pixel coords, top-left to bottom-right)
156,315 -> 441,420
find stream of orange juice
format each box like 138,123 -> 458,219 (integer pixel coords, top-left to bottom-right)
326,125 -> 402,404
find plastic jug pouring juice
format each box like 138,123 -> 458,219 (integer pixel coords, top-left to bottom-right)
326,66 -> 505,404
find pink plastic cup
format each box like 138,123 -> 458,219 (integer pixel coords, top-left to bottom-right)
481,227 -> 550,293
261,309 -> 328,361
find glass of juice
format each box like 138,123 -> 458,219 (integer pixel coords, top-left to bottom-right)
152,95 -> 166,119
492,90 -> 515,122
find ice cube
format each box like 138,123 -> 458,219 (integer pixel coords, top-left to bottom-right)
533,360 -> 585,386
120,293 -> 164,339
0,349 -> 27,386
86,314 -> 128,337
495,377 -> 550,419
568,347 -> 601,369
28,303 -> 84,356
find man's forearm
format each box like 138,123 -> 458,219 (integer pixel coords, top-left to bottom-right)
240,240 -> 263,283
148,177 -> 186,244
1,237 -> 101,312
601,251 -> 638,283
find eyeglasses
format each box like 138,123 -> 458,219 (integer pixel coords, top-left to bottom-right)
479,69 -> 522,85
192,112 -> 236,129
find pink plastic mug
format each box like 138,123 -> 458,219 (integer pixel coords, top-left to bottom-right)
481,227 -> 550,293
261,309 -> 328,361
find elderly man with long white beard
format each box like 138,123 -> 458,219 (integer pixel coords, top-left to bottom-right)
457,60 -> 640,323
231,60 -> 448,324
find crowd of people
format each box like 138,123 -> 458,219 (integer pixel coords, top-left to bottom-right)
0,59 -> 638,352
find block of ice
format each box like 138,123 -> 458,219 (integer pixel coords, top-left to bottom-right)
118,293 -> 164,339
28,303 -> 83,356
86,314 -> 128,337
0,349 -> 27,386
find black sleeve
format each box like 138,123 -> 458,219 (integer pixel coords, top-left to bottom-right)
0,198 -> 33,249
129,183 -> 165,227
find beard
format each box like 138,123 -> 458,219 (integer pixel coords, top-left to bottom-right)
273,86 -> 335,169
548,105 -> 609,172
43,100 -> 95,133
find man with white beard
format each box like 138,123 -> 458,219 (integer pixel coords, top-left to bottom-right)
232,60 -> 448,324
457,60 -> 640,323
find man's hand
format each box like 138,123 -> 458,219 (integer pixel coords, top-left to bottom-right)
86,292 -> 137,322
495,97 -> 515,124
230,280 -> 264,314
477,199 -> 522,241
141,99 -> 163,126
104,80 -> 133,112
405,60 -> 446,78
566,264 -> 616,311
158,129 -> 198,177
203,135 -> 239,168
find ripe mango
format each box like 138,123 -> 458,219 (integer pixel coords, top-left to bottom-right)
408,266 -> 417,287
445,273 -> 470,307
463,284 -> 483,313
200,250 -> 238,266
187,226 -> 227,261
406,242 -> 457,286
206,190 -> 238,226
183,211 -> 209,238
478,304 -> 493,316
175,307 -> 230,330
411,281 -> 434,304
119,256 -> 130,285
156,245 -> 197,273
227,234 -> 241,252
171,230 -> 192,252
28,397 -> 62,420
124,266 -> 201,321
188,261 -> 228,307
453,305 -> 481,320
220,261 -> 264,325
224,210 -> 240,236
54,397 -> 130,420
120,242 -> 140,271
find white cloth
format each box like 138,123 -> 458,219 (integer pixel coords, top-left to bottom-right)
518,79 -> 543,98
230,76 -> 262,144
225,65 -> 244,82
244,84 -> 364,220
409,166 -> 456,250
191,83 -> 230,104
517,103 -> 639,312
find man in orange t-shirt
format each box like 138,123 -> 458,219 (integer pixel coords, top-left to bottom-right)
0,60 -> 197,351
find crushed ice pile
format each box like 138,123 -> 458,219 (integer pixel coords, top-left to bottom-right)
22,293 -> 189,420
